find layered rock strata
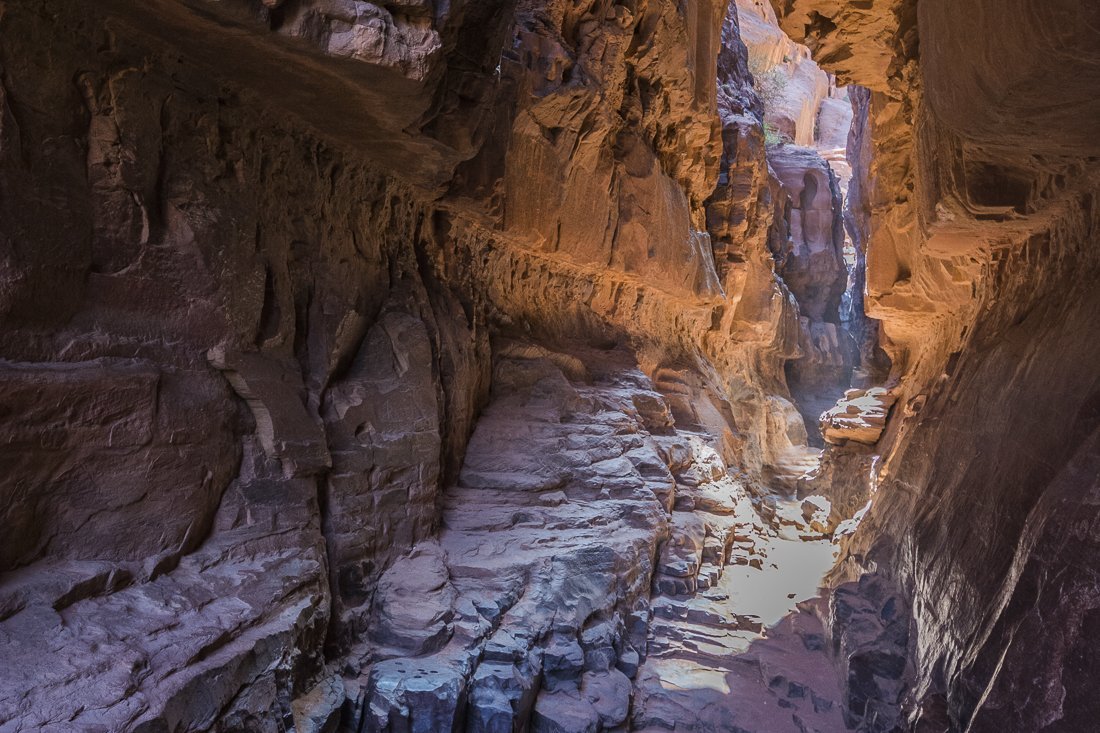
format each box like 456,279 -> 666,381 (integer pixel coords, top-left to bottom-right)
0,0 -> 855,730
7,0 -> 1095,728
768,143 -> 852,444
772,0 -> 1100,729
349,345 -> 848,732
727,0 -> 861,447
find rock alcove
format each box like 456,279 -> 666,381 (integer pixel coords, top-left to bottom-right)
0,0 -> 1098,732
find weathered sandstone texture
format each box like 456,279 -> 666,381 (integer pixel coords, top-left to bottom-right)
773,0 -> 1100,729
2,0 -> 1097,729
820,387 -> 894,446
768,143 -> 852,443
735,0 -> 834,149
0,0 -> 854,730
724,0 -> 861,446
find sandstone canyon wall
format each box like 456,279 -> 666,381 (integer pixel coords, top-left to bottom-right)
772,0 -> 1100,730
0,0 -> 849,730
1,0 -> 1097,731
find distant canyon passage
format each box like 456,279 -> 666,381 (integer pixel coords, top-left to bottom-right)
0,1 -> 1098,732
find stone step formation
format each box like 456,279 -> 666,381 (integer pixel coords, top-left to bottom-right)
1,0 -> 1097,729
333,346 -> 854,732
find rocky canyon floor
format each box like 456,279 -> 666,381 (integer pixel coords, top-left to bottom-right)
353,346 -> 857,732
1,0 -> 1098,730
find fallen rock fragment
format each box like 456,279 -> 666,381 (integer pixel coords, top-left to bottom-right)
820,387 -> 896,445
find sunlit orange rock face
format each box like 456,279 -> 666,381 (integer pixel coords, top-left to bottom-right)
0,0 -> 844,729
773,0 -> 1100,729
0,0 -> 1097,729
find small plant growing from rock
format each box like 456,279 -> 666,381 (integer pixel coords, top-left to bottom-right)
748,50 -> 791,146
763,122 -> 790,146
748,50 -> 788,112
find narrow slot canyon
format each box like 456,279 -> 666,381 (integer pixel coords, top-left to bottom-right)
0,1 -> 1097,732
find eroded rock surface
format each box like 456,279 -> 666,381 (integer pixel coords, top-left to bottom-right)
773,0 -> 1100,729
337,346 -> 852,732
820,387 -> 894,446
2,0 -> 1097,729
768,143 -> 853,443
0,0 -> 857,729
